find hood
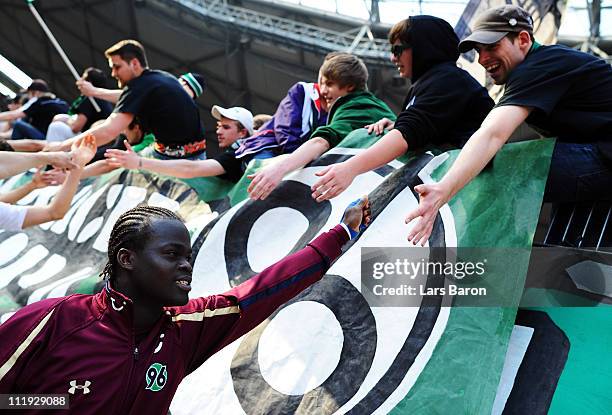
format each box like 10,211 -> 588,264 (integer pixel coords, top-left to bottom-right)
408,15 -> 460,81
37,92 -> 57,100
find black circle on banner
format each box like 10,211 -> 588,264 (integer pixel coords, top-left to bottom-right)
202,152 -> 447,414
230,275 -> 377,414
224,180 -> 332,286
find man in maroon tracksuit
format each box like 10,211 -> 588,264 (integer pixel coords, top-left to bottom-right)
0,199 -> 370,414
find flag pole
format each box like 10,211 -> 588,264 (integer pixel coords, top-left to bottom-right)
26,0 -> 102,113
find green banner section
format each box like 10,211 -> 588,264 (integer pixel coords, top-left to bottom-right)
392,138 -> 555,414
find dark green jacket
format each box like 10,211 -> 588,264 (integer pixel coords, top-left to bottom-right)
312,91 -> 396,148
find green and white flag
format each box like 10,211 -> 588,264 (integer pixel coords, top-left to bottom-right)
0,129 -> 554,413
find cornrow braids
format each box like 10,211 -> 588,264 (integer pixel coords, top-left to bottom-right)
101,205 -> 183,282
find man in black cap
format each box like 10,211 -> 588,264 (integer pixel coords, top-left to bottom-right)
403,5 -> 612,245
0,79 -> 68,140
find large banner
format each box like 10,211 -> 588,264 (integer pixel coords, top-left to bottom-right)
0,130 -> 554,413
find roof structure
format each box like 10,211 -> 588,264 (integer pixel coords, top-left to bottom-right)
0,0 -> 407,143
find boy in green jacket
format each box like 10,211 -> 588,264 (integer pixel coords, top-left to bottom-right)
248,52 -> 395,200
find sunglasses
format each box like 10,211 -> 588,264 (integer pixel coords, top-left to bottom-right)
391,44 -> 410,58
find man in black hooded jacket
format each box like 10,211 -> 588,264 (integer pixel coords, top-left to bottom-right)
310,15 -> 493,202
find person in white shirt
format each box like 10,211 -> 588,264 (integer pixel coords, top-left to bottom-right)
0,135 -> 96,231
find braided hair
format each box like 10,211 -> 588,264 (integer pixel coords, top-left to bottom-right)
101,205 -> 183,282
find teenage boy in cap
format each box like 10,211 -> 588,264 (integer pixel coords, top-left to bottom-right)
248,52 -> 395,200
211,105 -> 254,150
49,40 -> 206,160
404,5 -> 612,245
0,79 -> 69,140
104,106 -> 254,183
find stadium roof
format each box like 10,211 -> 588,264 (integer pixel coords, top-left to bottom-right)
0,0 -> 609,142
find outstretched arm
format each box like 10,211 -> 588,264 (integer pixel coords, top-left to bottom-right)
0,152 -> 77,179
105,141 -> 226,178
178,197 -> 371,370
405,105 -> 531,245
76,79 -> 122,104
311,129 -> 407,201
0,109 -> 25,122
22,135 -> 97,228
46,112 -> 133,152
5,139 -> 47,153
0,168 -> 47,204
247,137 -> 330,200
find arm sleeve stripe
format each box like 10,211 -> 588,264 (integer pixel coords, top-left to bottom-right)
239,261 -> 325,310
0,308 -> 55,383
171,305 -> 240,322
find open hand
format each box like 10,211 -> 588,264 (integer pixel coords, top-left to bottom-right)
30,167 -> 47,189
405,183 -> 450,246
247,164 -> 284,200
105,140 -> 140,169
70,134 -> 97,167
44,151 -> 78,170
311,161 -> 355,202
364,117 -> 394,136
42,168 -> 67,186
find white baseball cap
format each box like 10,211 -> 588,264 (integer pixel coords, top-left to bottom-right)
211,105 -> 254,135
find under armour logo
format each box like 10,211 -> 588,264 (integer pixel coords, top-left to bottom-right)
68,380 -> 91,395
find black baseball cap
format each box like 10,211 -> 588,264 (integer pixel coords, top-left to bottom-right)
458,5 -> 533,53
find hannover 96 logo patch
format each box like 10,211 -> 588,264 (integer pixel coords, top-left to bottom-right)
145,363 -> 168,392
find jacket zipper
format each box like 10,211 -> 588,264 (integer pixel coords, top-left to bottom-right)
116,335 -> 139,413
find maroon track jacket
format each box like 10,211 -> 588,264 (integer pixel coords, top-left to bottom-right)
0,225 -> 349,414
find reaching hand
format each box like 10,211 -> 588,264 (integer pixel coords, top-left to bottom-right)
364,117 -> 394,136
341,196 -> 371,238
44,151 -> 78,170
405,183 -> 450,246
42,168 -> 67,186
76,79 -> 96,97
311,162 -> 356,202
70,134 -> 97,167
105,140 -> 140,169
30,167 -> 47,189
247,164 -> 285,200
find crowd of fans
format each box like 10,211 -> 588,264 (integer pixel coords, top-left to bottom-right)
0,5 -> 611,411
1,2 -> 610,248
1,5 -> 609,237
